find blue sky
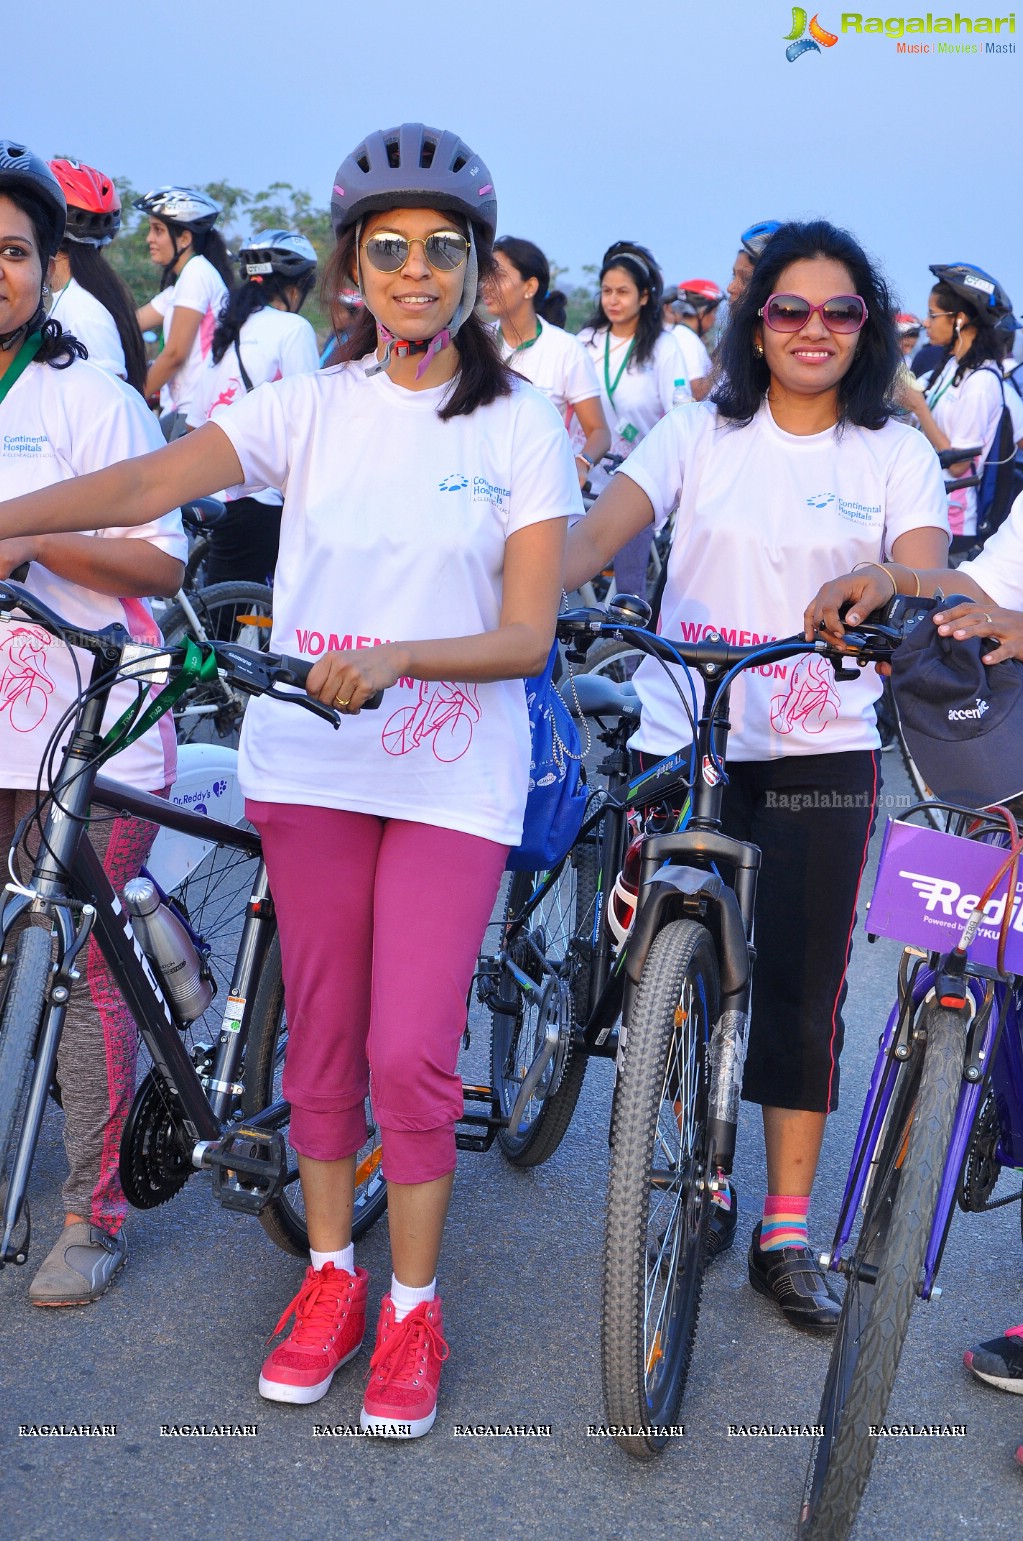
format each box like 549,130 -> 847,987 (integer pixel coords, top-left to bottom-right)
13,0 -> 1022,317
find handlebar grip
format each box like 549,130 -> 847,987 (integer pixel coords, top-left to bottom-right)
274,654 -> 383,710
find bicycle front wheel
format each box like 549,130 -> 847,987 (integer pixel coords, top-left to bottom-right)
0,926 -> 52,1178
799,1002 -> 967,1540
159,582 -> 273,746
490,835 -> 599,1167
242,934 -> 387,1256
601,918 -> 718,1457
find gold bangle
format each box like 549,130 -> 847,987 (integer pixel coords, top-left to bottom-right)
852,561 -> 898,599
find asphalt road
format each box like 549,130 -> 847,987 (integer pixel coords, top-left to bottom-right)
2,753 -> 1020,1541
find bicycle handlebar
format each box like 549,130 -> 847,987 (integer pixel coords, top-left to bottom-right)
556,593 -> 939,677
0,578 -> 382,729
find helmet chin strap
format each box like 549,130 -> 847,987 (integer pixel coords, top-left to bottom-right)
0,293 -> 45,352
363,224 -> 479,381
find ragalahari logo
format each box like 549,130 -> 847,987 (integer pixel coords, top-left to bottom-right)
784,7 -> 839,58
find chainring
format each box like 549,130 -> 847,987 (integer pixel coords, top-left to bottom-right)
119,1070 -> 192,1210
957,1092 -> 1002,1212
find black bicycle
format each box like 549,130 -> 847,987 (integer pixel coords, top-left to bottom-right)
0,579 -> 385,1271
479,592 -> 939,1456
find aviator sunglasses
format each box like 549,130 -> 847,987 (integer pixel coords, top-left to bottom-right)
361,229 -> 469,273
758,292 -> 868,334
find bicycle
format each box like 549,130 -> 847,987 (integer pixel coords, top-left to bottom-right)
0,578 -> 385,1273
797,802 -> 1023,1539
477,592 -> 932,1456
154,498 -> 275,746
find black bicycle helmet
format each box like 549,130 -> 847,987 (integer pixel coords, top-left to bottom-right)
133,186 -> 220,234
330,123 -> 498,243
929,262 -> 1013,323
238,230 -> 317,279
0,139 -> 66,257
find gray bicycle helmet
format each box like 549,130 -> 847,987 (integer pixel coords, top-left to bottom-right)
134,186 -> 221,233
330,123 -> 497,243
0,139 -> 66,257
238,230 -> 317,279
929,262 -> 1013,323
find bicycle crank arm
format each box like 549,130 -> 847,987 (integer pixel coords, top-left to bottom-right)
505,1021 -> 561,1135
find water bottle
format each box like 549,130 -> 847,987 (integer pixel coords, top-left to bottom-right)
122,876 -> 214,1024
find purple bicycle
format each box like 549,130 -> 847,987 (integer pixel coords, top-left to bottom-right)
799,803 -> 1023,1538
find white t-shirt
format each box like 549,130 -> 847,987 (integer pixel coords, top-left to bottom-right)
958,490 -> 1023,610
48,277 -> 127,379
0,359 -> 186,791
497,319 -> 601,423
150,254 -> 228,415
213,360 -> 581,844
619,400 -> 950,761
578,327 -> 693,491
923,359 -> 1004,537
670,324 -> 713,389
187,306 -> 320,504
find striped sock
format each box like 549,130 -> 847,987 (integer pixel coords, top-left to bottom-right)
760,1194 -> 810,1252
710,1170 -> 732,1211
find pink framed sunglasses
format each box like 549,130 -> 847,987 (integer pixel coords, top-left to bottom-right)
759,292 -> 868,334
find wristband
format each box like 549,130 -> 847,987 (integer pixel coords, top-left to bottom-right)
575,452 -> 594,470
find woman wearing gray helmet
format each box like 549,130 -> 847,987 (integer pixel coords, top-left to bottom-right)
135,186 -> 233,438
0,122 -> 578,1436
187,231 -> 320,586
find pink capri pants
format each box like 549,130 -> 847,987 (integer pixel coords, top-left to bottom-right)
247,802 -> 509,1185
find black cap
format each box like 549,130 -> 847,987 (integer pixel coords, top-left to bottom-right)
890,598 -> 1023,809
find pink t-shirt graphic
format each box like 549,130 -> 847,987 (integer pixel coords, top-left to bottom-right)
770,654 -> 840,736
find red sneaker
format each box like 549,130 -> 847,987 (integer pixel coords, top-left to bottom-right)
259,1262 -> 369,1405
360,1295 -> 449,1438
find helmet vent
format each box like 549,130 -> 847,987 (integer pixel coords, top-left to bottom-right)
452,153 -> 467,173
356,153 -> 370,174
9,146 -> 25,158
385,138 -> 401,170
420,137 -> 436,169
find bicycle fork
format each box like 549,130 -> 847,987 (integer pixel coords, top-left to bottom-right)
0,895 -> 94,1266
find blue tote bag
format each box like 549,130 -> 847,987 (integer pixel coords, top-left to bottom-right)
507,642 -> 588,873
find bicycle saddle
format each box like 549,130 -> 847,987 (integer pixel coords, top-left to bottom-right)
564,674 -> 641,721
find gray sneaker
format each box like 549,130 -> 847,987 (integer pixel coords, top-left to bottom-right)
28,1222 -> 127,1306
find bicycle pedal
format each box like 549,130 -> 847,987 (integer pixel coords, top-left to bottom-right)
209,1126 -> 288,1215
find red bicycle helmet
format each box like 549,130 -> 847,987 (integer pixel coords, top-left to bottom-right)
678,278 -> 724,311
895,312 -> 922,336
49,158 -> 121,246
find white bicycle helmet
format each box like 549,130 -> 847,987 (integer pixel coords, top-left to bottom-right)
134,186 -> 221,233
238,230 -> 317,279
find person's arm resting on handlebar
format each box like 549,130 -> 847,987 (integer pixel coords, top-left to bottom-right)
804,529 -> 951,640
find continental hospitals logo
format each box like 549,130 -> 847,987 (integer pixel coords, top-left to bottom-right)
784,7 -> 1016,56
784,9 -> 840,59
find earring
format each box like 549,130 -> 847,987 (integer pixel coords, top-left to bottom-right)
754,341 -> 764,357
42,283 -> 50,297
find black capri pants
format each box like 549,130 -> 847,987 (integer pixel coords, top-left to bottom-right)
636,748 -> 880,1114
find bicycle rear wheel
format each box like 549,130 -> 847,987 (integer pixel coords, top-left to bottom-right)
242,933 -> 387,1256
799,1002 -> 967,1539
159,582 -> 273,747
0,926 -> 52,1179
490,835 -> 599,1167
579,638 -> 644,684
601,918 -> 718,1457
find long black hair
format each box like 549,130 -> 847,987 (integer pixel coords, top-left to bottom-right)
714,219 -> 901,430
3,187 -> 85,368
582,242 -> 664,369
321,219 -> 515,422
211,268 -> 311,366
493,236 -> 566,326
171,225 -> 235,292
61,241 -> 147,393
928,280 -> 1002,386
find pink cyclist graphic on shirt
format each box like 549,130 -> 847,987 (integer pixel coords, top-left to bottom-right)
0,624 -> 56,733
382,680 -> 482,762
770,653 -> 840,735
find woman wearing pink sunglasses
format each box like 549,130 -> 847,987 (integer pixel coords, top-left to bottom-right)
566,219 -> 950,1332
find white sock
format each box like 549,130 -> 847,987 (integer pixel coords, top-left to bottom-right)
310,1245 -> 354,1275
390,1274 -> 435,1322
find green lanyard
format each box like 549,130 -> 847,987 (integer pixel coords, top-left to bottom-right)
603,330 -> 635,407
507,318 -> 543,356
0,330 -> 43,408
925,358 -> 957,412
